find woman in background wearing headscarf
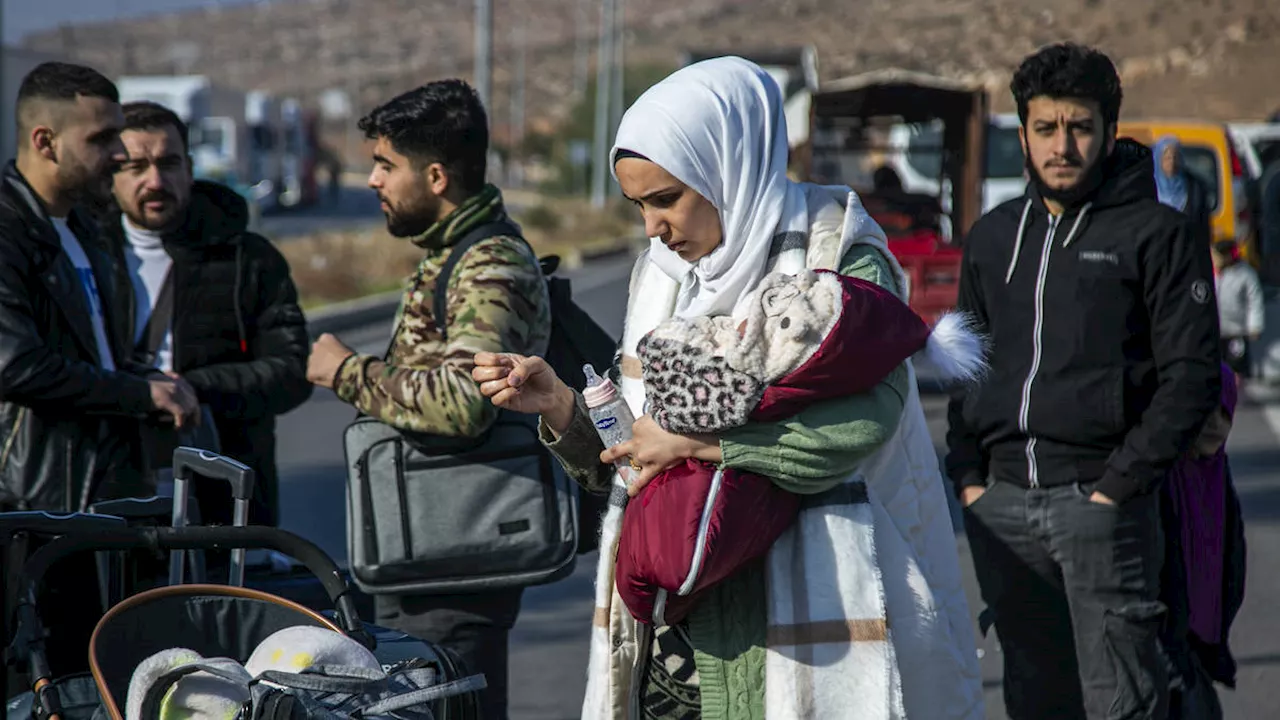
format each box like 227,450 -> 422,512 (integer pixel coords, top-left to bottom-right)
1155,136 -> 1213,247
473,57 -> 984,719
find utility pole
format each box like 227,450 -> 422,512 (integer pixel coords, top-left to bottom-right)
591,0 -> 616,208
510,24 -> 526,188
474,0 -> 494,111
609,0 -> 625,196
573,0 -> 590,98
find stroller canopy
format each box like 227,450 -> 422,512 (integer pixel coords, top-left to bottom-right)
89,584 -> 340,720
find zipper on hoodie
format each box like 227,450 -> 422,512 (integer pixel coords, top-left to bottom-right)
1017,214 -> 1059,488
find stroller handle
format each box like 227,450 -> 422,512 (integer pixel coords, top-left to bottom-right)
0,511 -> 128,537
15,525 -> 369,646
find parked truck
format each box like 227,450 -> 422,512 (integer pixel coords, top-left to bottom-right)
116,75 -> 322,212
117,75 -> 252,185
800,69 -> 990,325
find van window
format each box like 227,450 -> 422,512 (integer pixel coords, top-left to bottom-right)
1179,146 -> 1219,211
986,126 -> 1024,180
1253,140 -> 1280,168
909,123 -> 1026,181
905,123 -> 943,181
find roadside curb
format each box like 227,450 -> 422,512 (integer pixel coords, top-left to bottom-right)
302,239 -> 644,337
306,290 -> 402,338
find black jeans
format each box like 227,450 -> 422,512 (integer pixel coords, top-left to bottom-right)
374,589 -> 523,720
964,480 -> 1168,720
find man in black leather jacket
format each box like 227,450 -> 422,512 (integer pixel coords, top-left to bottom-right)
101,101 -> 312,529
0,63 -> 199,513
0,62 -> 199,679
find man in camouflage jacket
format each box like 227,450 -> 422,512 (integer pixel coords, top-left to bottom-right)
306,80 -> 550,720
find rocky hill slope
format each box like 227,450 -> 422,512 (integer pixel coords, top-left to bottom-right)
22,0 -> 1280,131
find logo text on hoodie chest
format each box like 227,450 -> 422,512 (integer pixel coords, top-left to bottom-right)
1077,250 -> 1120,266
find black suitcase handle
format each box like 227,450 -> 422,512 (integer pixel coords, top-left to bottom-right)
173,447 -> 255,500
170,447 -> 256,587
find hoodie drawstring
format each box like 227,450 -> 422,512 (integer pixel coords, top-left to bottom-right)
1004,199 -> 1033,284
1060,202 -> 1093,249
234,242 -> 247,353
1004,200 -> 1094,284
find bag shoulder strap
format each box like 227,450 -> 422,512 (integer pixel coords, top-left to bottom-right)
136,267 -> 176,360
432,220 -> 524,340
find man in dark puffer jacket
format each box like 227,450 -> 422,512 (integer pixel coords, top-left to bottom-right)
101,101 -> 312,528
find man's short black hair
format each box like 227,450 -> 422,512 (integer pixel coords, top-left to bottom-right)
16,62 -> 119,131
358,79 -> 489,193
122,101 -> 189,152
1011,43 -> 1123,127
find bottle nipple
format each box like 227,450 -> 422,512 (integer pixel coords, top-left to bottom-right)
581,363 -> 617,407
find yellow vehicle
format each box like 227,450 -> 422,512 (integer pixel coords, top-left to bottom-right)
1118,120 -> 1256,263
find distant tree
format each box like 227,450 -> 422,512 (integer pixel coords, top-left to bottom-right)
540,62 -> 676,196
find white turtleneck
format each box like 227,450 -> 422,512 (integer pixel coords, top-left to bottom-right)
122,216 -> 175,372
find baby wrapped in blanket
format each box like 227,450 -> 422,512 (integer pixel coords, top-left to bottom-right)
616,268 -> 984,626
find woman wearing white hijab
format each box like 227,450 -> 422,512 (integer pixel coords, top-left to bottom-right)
474,57 -> 983,719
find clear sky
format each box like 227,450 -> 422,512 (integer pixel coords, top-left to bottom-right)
2,0 -> 268,44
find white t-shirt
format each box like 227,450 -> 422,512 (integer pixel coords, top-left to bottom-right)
122,217 -> 175,372
52,218 -> 116,372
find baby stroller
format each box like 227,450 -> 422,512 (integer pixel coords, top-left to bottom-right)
4,449 -> 484,720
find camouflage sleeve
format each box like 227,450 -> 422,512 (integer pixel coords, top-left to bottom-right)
334,236 -> 552,438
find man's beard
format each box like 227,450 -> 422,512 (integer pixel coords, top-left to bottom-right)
1024,143 -> 1107,209
383,196 -> 439,238
59,162 -> 114,212
128,191 -> 184,232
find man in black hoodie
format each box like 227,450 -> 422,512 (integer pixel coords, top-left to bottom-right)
103,101 -> 313,530
946,44 -> 1221,719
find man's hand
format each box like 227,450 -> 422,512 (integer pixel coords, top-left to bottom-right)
600,415 -> 721,497
149,377 -> 198,429
162,371 -> 202,426
960,485 -> 987,508
1089,491 -> 1116,506
308,333 -> 355,389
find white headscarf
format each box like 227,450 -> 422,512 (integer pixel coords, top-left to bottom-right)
610,56 -> 811,319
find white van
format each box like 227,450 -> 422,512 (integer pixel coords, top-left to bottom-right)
888,113 -> 1027,216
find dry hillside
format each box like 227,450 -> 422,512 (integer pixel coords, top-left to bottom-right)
21,0 -> 1280,135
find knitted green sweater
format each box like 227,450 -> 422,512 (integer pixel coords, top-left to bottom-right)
542,245 -> 909,719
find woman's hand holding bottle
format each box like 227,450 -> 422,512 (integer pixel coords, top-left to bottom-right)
474,355 -> 722,496
601,415 -> 722,497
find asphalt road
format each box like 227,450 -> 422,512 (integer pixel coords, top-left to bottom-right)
275,252 -> 1280,719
